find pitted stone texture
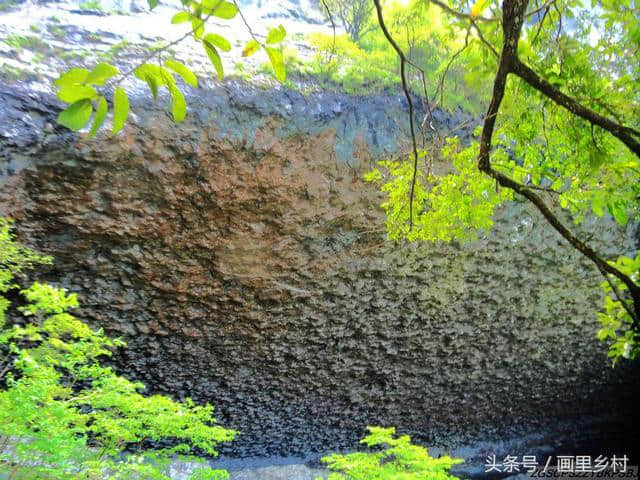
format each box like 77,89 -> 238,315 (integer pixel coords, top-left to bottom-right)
0,83 -> 637,458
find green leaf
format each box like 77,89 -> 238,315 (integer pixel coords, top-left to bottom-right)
85,63 -> 119,86
470,0 -> 490,17
608,202 -> 628,226
112,87 -> 129,135
57,85 -> 98,104
171,11 -> 190,23
143,73 -> 159,100
88,96 -> 108,138
165,60 -> 198,87
242,39 -> 260,57
147,0 -> 158,10
168,84 -> 187,122
159,67 -> 176,86
54,68 -> 90,87
135,64 -> 162,84
203,41 -> 223,79
57,99 -> 93,131
202,0 -> 237,19
192,18 -> 205,39
158,68 -> 187,122
265,47 -> 285,82
203,33 -> 231,52
266,24 -> 286,44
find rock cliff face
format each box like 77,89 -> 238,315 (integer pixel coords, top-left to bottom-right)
0,82 -> 638,460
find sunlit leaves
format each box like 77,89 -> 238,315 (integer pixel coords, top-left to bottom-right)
171,11 -> 191,23
201,0 -> 237,19
204,33 -> 231,52
192,18 -> 205,39
144,72 -> 159,99
242,39 -> 260,57
367,138 -> 512,243
322,426 -> 463,480
88,96 -> 108,138
135,63 -> 191,122
57,99 -> 93,131
112,87 -> 129,134
0,219 -> 237,479
169,82 -> 188,122
52,0 -> 290,134
54,67 -> 90,87
203,40 -> 224,79
265,47 -> 285,82
85,62 -> 120,85
165,59 -> 199,87
266,24 -> 286,44
147,0 -> 158,10
55,63 -> 123,134
597,253 -> 640,364
57,85 -> 98,103
470,0 -> 490,18
608,201 -> 629,226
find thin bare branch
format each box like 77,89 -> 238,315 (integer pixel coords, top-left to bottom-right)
373,0 -> 420,230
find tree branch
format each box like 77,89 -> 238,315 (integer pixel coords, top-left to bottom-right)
476,0 -> 640,327
373,0 -> 420,229
511,59 -> 640,158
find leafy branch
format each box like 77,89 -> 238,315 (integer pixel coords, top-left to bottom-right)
54,0 -> 288,137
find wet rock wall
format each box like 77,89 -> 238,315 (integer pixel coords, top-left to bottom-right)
0,82 -> 638,458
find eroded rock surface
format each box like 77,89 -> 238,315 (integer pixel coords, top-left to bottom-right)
0,82 -> 638,462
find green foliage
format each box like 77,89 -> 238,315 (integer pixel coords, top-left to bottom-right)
597,254 -> 640,364
301,1 -> 488,110
0,218 -> 236,479
318,426 -> 463,480
366,138 -> 513,242
317,0 -> 374,42
53,4 -> 287,136
363,0 -> 639,363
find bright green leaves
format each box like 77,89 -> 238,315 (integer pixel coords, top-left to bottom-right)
57,85 -> 98,104
264,25 -> 287,81
89,96 -> 108,138
470,0 -> 490,18
165,59 -> 199,87
171,11 -> 191,23
55,62 -> 122,134
159,68 -> 187,122
53,0 -> 288,134
597,254 -> 640,365
266,24 -> 286,44
0,217 -> 237,479
368,138 -> 512,243
55,67 -> 90,87
170,85 -> 187,122
242,39 -> 260,57
204,33 -> 231,52
607,201 -> 629,226
192,18 -> 205,39
85,62 -> 119,85
321,426 -> 463,480
200,0 -> 237,19
203,40 -> 224,79
265,47 -> 286,82
134,62 -> 194,122
147,0 -> 158,10
239,27 -> 287,81
112,87 -> 129,135
57,99 -> 93,131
